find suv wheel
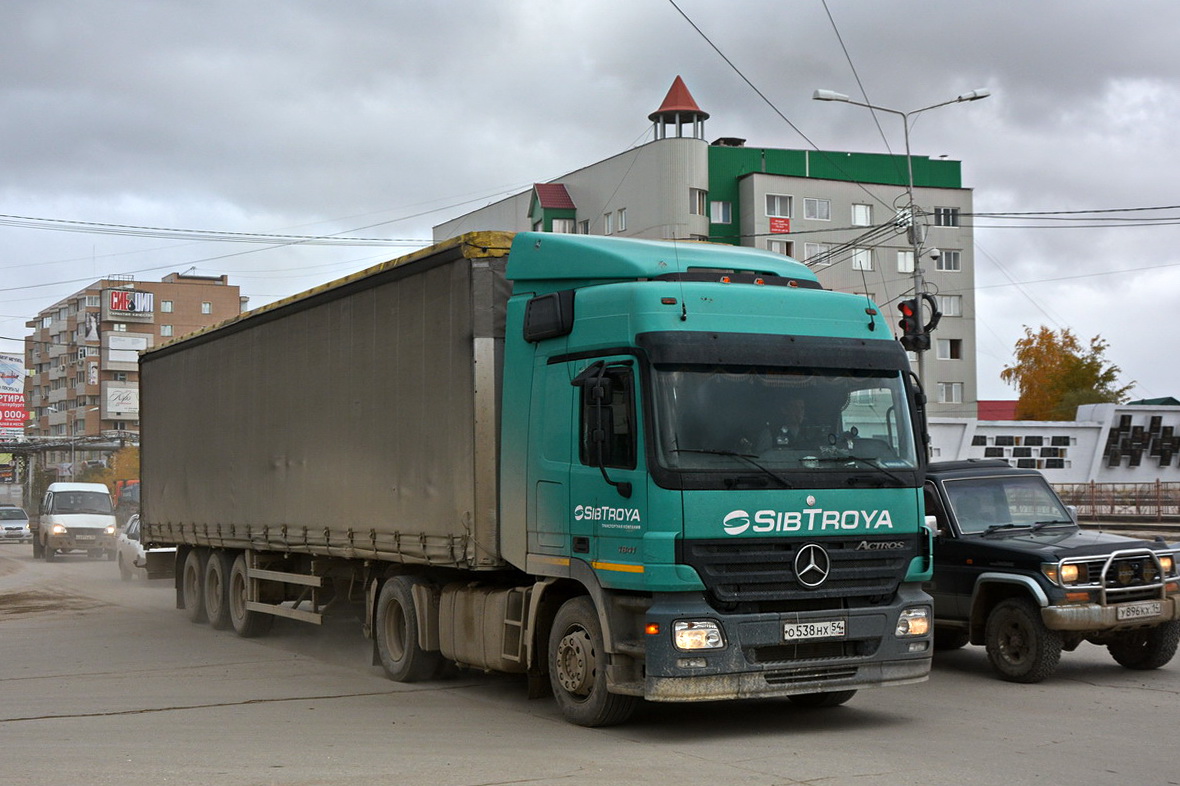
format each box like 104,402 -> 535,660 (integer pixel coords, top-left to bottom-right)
1108,620 -> 1180,670
985,597 -> 1062,683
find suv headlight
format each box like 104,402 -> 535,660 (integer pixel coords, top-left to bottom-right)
673,620 -> 726,650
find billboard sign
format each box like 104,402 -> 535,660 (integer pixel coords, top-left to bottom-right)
103,288 -> 154,322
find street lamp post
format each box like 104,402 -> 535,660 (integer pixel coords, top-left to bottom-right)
812,88 -> 990,390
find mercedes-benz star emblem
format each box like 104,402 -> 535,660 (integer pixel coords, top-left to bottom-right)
794,543 -> 831,588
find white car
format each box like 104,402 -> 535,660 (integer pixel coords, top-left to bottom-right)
115,514 -> 175,580
0,506 -> 31,543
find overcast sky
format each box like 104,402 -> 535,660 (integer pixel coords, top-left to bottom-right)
3,1 -> 1178,403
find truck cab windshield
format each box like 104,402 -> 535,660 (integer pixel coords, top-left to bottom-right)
651,364 -> 918,486
50,491 -> 113,515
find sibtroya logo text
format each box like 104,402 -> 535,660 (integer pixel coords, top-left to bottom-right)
722,508 -> 894,535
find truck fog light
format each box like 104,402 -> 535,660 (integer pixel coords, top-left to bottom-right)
673,620 -> 725,651
677,657 -> 708,668
907,641 -> 929,653
895,608 -> 929,637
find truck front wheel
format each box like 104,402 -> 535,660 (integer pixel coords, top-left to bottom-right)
375,575 -> 442,682
985,597 -> 1062,683
548,596 -> 638,727
181,549 -> 208,624
1108,620 -> 1180,670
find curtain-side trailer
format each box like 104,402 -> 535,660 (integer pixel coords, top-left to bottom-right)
142,231 -> 934,726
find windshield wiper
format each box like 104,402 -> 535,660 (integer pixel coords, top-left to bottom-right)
1029,519 -> 1075,533
812,455 -> 907,487
672,449 -> 794,488
982,523 -> 1032,535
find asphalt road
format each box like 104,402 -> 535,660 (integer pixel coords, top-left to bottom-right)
1,544 -> 1177,786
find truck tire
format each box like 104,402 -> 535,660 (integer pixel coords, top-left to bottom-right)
1108,620 -> 1180,670
548,596 -> 639,727
181,549 -> 208,624
787,690 -> 857,708
228,552 -> 273,638
203,551 -> 232,630
375,575 -> 442,682
985,597 -> 1062,683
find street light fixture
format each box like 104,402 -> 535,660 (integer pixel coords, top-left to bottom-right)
812,87 -> 990,389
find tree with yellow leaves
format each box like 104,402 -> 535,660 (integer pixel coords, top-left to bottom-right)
1000,326 -> 1132,420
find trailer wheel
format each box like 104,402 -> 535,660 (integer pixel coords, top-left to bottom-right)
375,575 -> 442,682
227,552 -> 273,638
181,549 -> 208,624
787,690 -> 857,708
203,551 -> 233,630
985,597 -> 1062,683
1108,620 -> 1180,670
548,596 -> 638,727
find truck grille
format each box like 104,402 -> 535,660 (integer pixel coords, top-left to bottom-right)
677,536 -> 914,613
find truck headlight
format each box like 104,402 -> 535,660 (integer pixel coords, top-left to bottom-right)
51,524 -> 67,535
105,525 -> 116,536
895,607 -> 930,637
673,620 -> 725,650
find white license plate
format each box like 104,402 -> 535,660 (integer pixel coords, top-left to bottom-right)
1117,601 -> 1162,621
784,620 -> 846,641
75,535 -> 96,541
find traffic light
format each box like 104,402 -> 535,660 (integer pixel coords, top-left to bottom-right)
897,299 -> 921,351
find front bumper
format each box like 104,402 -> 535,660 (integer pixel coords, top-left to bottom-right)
45,532 -> 116,552
1043,595 -> 1180,632
641,584 -> 932,702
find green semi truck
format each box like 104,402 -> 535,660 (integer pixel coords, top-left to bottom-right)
141,231 -> 934,726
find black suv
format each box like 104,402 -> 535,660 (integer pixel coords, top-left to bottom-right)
926,460 -> 1180,682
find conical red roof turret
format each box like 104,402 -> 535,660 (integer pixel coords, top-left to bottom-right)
649,75 -> 709,122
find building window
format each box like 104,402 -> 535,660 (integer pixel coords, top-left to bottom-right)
112,323 -> 127,332
201,301 -> 213,314
938,381 -> 963,404
767,239 -> 794,257
852,204 -> 872,226
710,201 -> 732,224
161,300 -> 174,313
804,198 -> 831,221
852,248 -> 873,271
551,218 -> 575,234
804,243 -> 832,265
616,209 -> 626,232
689,188 -> 708,216
85,295 -> 100,307
935,207 -> 960,227
765,194 -> 792,218
114,372 -> 128,382
936,338 -> 963,360
897,250 -> 914,273
577,220 -> 590,234
604,212 -> 614,235
936,250 -> 962,272
160,325 -> 173,337
937,294 -> 962,317
42,316 -> 52,328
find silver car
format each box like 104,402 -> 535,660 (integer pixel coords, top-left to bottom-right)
115,514 -> 175,580
0,506 -> 31,543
